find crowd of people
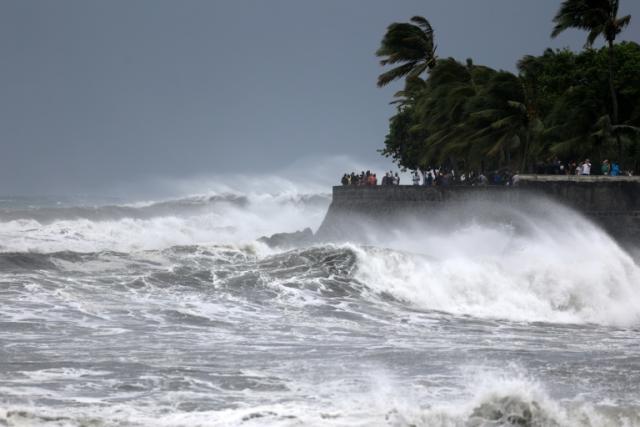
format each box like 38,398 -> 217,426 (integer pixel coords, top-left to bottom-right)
341,171 -> 400,186
535,158 -> 628,176
340,168 -> 514,187
340,159 -> 632,188
412,168 -> 517,186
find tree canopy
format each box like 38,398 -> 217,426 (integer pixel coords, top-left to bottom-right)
377,9 -> 639,174
379,43 -> 640,173
376,16 -> 437,87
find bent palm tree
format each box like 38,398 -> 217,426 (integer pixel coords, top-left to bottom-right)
376,16 -> 437,87
417,59 -> 485,167
462,72 -> 538,170
551,0 -> 631,125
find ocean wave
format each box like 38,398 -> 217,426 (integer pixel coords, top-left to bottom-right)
0,192 -> 329,223
2,371 -> 638,426
351,223 -> 640,327
1,185 -> 639,326
0,191 -> 330,253
3,240 -> 639,327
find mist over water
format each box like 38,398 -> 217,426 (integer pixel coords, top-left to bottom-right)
0,191 -> 329,253
1,169 -> 639,426
343,198 -> 640,326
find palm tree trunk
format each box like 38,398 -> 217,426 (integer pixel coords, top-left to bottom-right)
607,40 -> 619,124
521,131 -> 530,173
608,39 -> 623,163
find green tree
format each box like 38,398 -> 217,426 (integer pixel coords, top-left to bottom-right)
379,76 -> 429,170
416,59 -> 495,170
551,0 -> 631,125
542,43 -> 640,166
461,71 -> 540,171
376,16 -> 437,87
376,9 -> 640,174
380,106 -> 427,170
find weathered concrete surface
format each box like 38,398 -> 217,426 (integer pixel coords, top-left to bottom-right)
316,175 -> 640,245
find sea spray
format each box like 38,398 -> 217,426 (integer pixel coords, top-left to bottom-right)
350,200 -> 640,326
0,191 -> 330,253
1,182 -> 639,427
3,369 -> 635,426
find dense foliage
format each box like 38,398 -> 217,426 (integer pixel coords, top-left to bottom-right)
377,8 -> 639,173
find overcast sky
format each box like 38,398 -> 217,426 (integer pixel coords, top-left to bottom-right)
1,0 -> 638,195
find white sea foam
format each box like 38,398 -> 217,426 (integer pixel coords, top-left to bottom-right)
2,368 -> 638,426
351,200 -> 640,326
0,191 -> 329,253
2,165 -> 639,427
0,156 -> 381,253
2,186 -> 638,327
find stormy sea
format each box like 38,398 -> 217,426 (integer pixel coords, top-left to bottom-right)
1,181 -> 639,427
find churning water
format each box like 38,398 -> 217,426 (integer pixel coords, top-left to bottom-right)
0,182 -> 639,426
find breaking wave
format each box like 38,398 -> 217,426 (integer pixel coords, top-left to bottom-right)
352,234 -> 640,326
1,183 -> 639,327
1,370 -> 638,426
1,241 -> 638,327
0,191 -> 330,253
2,173 -> 640,427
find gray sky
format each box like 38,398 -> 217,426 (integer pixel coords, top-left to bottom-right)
1,0 -> 638,196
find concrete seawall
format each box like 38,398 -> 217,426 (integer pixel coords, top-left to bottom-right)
316,175 -> 640,245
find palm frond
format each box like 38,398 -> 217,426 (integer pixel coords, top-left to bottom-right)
613,124 -> 640,134
376,17 -> 437,88
507,100 -> 527,114
470,109 -> 502,121
491,115 -> 519,130
410,16 -> 434,35
550,136 -> 585,156
616,14 -> 632,31
377,62 -> 419,87
586,27 -> 602,46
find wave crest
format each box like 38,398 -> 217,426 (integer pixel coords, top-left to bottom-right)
352,222 -> 640,326
0,191 -> 330,253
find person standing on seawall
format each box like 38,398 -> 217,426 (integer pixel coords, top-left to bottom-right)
412,171 -> 420,186
601,159 -> 611,175
611,162 -> 620,176
581,159 -> 591,175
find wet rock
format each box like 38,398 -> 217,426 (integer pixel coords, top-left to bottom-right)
258,227 -> 314,249
468,397 -> 556,427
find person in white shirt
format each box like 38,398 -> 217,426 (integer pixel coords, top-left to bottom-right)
581,159 -> 591,175
412,171 -> 420,185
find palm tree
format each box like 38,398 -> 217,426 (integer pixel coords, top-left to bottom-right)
379,76 -> 429,170
462,72 -> 538,170
551,0 -> 631,126
591,115 -> 640,157
376,16 -> 437,87
389,75 -> 428,108
416,59 -> 486,168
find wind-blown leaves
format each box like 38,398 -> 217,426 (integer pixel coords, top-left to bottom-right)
376,4 -> 638,173
551,0 -> 631,125
379,43 -> 640,173
552,0 -> 631,46
376,16 -> 437,87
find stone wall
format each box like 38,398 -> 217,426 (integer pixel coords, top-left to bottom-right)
316,175 -> 640,245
